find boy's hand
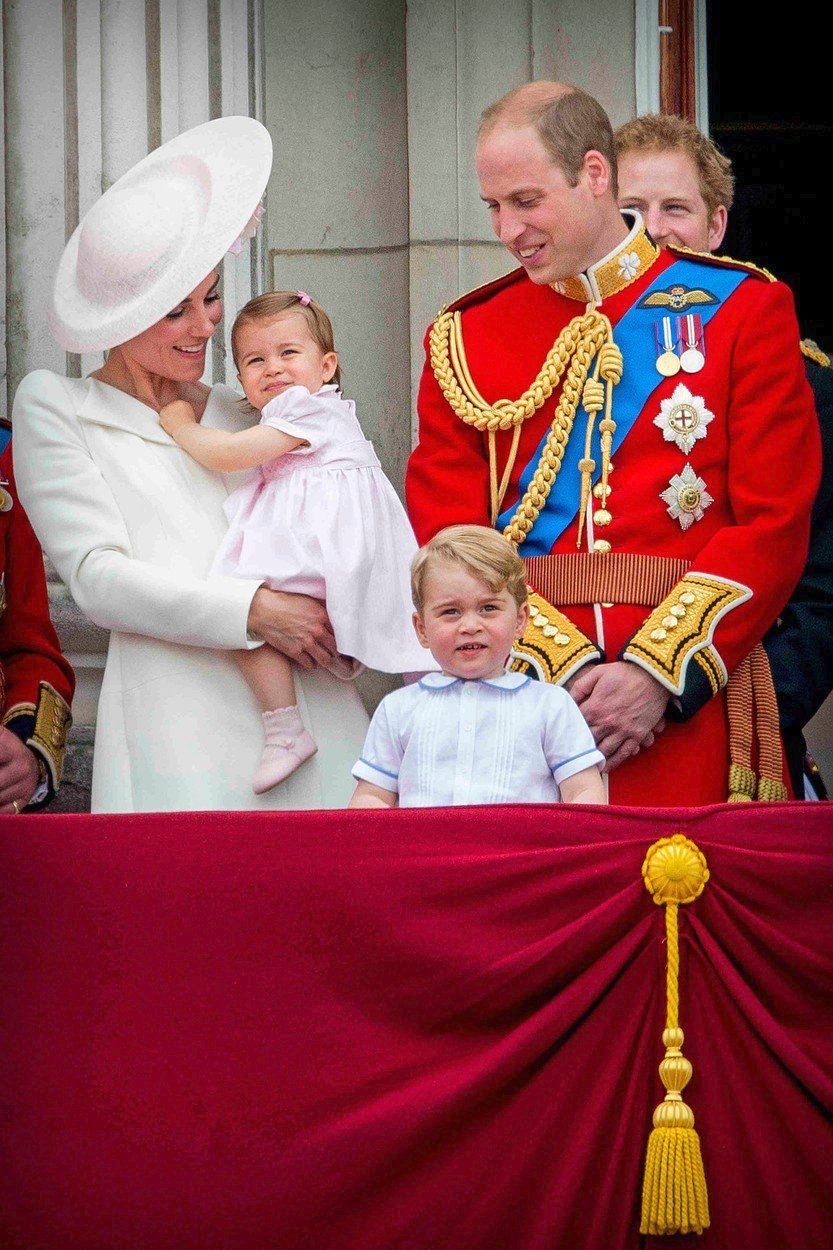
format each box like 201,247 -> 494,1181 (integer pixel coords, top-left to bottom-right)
160,399 -> 197,439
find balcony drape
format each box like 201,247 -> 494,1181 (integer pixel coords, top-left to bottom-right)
1,803 -> 831,1248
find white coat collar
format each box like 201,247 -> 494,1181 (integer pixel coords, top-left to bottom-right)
77,378 -> 238,444
419,671 -> 531,691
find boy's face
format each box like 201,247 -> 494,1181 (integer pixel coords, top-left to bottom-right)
413,560 -> 529,681
235,311 -> 337,410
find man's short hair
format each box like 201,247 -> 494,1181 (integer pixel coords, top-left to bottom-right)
411,525 -> 528,613
479,82 -> 618,194
614,113 -> 734,217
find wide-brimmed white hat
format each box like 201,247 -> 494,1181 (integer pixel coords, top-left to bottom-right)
50,115 -> 272,353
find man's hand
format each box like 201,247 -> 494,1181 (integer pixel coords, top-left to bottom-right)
247,588 -> 339,671
567,661 -> 669,773
159,399 -> 198,440
0,728 -> 40,813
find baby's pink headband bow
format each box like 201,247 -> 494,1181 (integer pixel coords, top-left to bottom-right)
296,291 -> 311,306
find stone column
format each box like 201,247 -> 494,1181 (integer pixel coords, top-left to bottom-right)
2,0 -> 264,810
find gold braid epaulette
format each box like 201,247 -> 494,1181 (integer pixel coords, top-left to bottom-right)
668,243 -> 777,283
429,307 -> 618,544
801,339 -> 831,368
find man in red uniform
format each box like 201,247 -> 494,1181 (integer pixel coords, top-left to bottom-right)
614,111 -> 833,800
406,82 -> 820,805
0,418 -> 74,813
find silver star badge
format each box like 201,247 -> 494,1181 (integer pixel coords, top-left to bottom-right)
653,383 -> 715,455
660,463 -> 714,531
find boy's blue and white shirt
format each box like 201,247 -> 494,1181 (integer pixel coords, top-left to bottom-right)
352,671 -> 604,807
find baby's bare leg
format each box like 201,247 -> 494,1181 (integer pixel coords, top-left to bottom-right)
236,645 -> 296,710
234,647 -> 317,793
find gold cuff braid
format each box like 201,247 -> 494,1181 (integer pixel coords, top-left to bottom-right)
509,590 -> 600,686
624,573 -> 750,696
31,681 -> 72,787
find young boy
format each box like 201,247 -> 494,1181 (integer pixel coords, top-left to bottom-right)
348,525 -> 606,808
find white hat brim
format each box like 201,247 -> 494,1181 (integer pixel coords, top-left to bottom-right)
50,116 -> 273,353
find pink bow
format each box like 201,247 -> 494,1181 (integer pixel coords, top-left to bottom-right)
296,291 -> 311,306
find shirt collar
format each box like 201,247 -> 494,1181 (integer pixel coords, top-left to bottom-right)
418,671 -> 531,691
553,210 -> 660,305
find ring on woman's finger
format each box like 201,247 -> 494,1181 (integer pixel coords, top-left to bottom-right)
11,798 -> 22,814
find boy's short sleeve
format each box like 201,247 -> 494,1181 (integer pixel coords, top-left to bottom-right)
351,696 -> 403,793
543,688 -> 605,786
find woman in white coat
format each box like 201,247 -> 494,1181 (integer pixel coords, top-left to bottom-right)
12,117 -> 369,812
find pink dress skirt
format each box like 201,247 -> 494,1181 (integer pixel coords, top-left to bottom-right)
212,385 -> 432,673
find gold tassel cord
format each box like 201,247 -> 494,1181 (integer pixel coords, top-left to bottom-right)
725,645 -> 789,801
574,340 -> 622,549
575,373 -> 602,550
750,645 -> 789,801
429,308 -> 621,542
640,834 -> 711,1237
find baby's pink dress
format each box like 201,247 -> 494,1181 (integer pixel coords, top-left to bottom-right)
212,384 -> 431,673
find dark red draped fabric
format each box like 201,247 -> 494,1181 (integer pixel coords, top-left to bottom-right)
1,803 -> 832,1249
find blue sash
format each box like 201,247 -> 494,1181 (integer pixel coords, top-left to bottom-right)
497,258 -> 749,555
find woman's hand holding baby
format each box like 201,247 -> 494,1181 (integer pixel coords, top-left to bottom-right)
247,587 -> 339,671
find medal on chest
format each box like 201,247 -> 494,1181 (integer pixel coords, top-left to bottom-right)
653,383 -> 714,455
660,464 -> 714,530
679,313 -> 706,373
654,316 -> 681,377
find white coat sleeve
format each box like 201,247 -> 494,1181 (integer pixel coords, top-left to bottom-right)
12,370 -> 260,650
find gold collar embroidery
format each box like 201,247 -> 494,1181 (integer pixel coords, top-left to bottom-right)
554,212 -> 659,305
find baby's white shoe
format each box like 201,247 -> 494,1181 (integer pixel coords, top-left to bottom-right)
253,705 -> 317,794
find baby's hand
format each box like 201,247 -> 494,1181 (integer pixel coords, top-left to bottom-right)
160,399 -> 197,438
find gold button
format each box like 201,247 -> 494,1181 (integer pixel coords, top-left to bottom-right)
533,613 -> 548,626
601,602 -> 614,609
593,482 -> 609,500
671,605 -> 686,618
542,624 -> 558,637
593,508 -> 612,526
651,628 -> 667,642
554,633 -> 571,645
662,615 -> 678,628
593,539 -> 612,554
680,592 -> 695,605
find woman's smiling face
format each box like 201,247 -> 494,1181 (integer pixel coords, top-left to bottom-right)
116,271 -> 223,381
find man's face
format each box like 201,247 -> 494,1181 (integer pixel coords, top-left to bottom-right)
617,147 -> 726,252
476,124 -> 605,285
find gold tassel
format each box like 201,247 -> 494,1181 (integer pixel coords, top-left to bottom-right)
575,375 -> 603,549
640,834 -> 711,1236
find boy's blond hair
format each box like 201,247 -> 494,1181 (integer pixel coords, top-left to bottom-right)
411,525 -> 528,613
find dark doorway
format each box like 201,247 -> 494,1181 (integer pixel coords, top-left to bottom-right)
706,3 -> 831,350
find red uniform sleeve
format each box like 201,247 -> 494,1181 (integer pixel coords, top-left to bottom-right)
406,328 -> 493,543
0,446 -> 75,803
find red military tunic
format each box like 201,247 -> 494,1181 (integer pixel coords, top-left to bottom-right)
0,421 -> 74,806
407,219 -> 820,805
